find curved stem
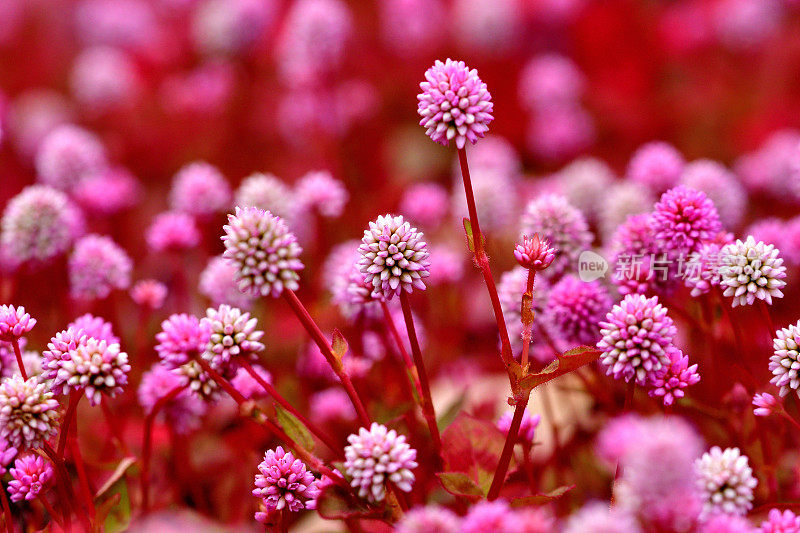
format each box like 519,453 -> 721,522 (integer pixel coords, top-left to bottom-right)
381,301 -> 422,398
141,385 -> 187,513
487,394 -> 529,500
9,339 -> 26,381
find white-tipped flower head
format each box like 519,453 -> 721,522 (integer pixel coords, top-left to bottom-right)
719,236 -> 787,307
770,320 -> 800,398
357,214 -> 430,300
221,206 -> 304,298
201,304 -> 265,371
344,422 -> 417,503
0,376 -> 60,451
694,446 -> 757,517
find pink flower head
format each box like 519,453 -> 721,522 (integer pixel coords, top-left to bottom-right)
496,409 -> 541,443
514,234 -> 556,271
69,234 -> 132,300
169,161 -> 231,217
426,244 -> 465,286
684,239 -> 732,297
160,61 -> 235,116
72,166 -> 141,215
252,446 -> 320,512
753,392 -> 781,417
191,0 -> 277,56
199,256 -> 254,309
230,365 -> 272,400
138,364 -> 205,434
399,183 -> 449,229
294,170 -> 348,218
75,0 -> 159,52
8,455 -> 53,502
68,313 -> 119,345
357,214 -> 430,299
770,320 -> 800,398
34,124 -> 106,191
695,446 -> 757,517
0,376 -> 60,450
608,213 -> 676,296
155,314 -> 211,367
130,279 -> 168,310
380,0 -> 446,56
344,423 -> 417,502
70,46 -> 140,114
626,141 -> 685,193
547,275 -> 612,346
0,306 -> 35,342
518,53 -> 585,110
201,304 -> 265,371
396,505 -> 462,533
648,346 -> 701,406
526,104 -> 595,162
651,185 -> 722,256
462,500 -> 518,532
720,236 -> 786,307
309,388 -> 356,423
598,294 -> 677,385
760,508 -> 800,533
680,159 -> 747,229
5,90 -> 72,159
417,59 -> 494,149
221,206 -> 304,298
453,0 -> 521,54
562,502 -> 642,533
146,212 -> 201,252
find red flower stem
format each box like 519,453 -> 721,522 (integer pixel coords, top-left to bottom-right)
781,411 -> 800,432
716,289 -> 744,351
0,485 -> 13,533
520,270 -> 536,369
759,300 -> 776,339
69,438 -> 96,519
487,393 -> 530,500
141,385 -> 187,513
757,420 -> 778,499
39,497 -> 63,528
611,381 -> 636,505
456,147 -> 513,370
57,390 -> 81,456
398,292 -> 443,460
9,339 -> 26,381
239,360 -> 340,454
42,443 -> 87,531
283,290 -> 370,425
101,399 -> 131,456
380,302 -> 420,385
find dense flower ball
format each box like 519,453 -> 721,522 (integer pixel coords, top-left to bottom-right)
647,347 -> 701,406
770,320 -> 800,398
138,364 -> 205,434
34,124 -> 106,191
680,159 -> 747,228
252,447 -> 320,512
1,185 -> 84,267
234,173 -> 295,221
169,161 -> 231,217
753,392 -> 780,417
8,455 -> 53,502
651,186 -> 722,256
519,194 -> 593,277
626,141 -> 685,193
294,170 -> 348,218
357,214 -> 430,299
221,206 -> 304,298
0,305 -> 35,342
598,294 -> 677,385
344,423 -> 417,502
396,505 -> 462,533
526,104 -> 595,162
146,211 -> 201,252
201,304 -> 265,371
5,89 -> 72,159
684,240 -> 731,297
130,279 -> 168,310
760,508 -> 800,533
719,236 -> 786,307
608,213 -> 674,296
547,275 -> 612,345
0,439 -> 16,476
518,53 -> 585,110
68,314 -> 119,345
695,446 -> 757,517
598,182 -> 655,241
155,314 -> 211,367
514,234 -> 556,271
562,502 -> 642,533
69,234 -> 132,300
399,183 -> 449,229
199,256 -> 254,308
496,409 -> 540,443
0,376 -> 60,450
417,59 -> 494,149
461,500 -> 519,532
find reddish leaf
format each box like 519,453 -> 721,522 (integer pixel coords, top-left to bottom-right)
316,484 -> 381,520
510,484 -> 575,506
437,472 -> 484,499
441,414 -> 511,493
519,346 -> 601,392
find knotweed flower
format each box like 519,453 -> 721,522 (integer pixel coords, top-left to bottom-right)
73,166 -> 140,215
252,446 -> 320,512
518,53 -> 585,110
514,234 -> 556,272
199,256 -> 254,308
651,186 -> 722,256
680,159 -> 747,228
760,509 -> 800,532
426,244 -> 465,286
496,409 -> 540,443
713,0 -> 782,50
34,124 -> 106,191
221,206 -> 304,298
69,234 -> 132,300
8,455 -> 53,502
399,183 -> 449,229
294,171 -> 348,218
555,157 -> 616,221
461,501 -> 518,532
75,0 -> 158,52
451,166 -> 517,233
396,505 -> 462,533
648,347 -> 701,406
461,136 -> 522,177
0,305 -> 35,342
70,46 -> 140,114
344,423 -> 417,502
146,212 -> 201,252
309,388 -> 356,423
695,447 -> 757,517
1,185 -> 84,267
176,360 -> 220,401
0,376 -> 60,450
155,314 -> 211,367
0,440 -> 16,476
417,59 -> 493,149
519,194 -> 593,277
453,0 -> 521,54
699,514 -> 756,533
169,161 -> 231,217
357,214 -> 430,299
770,320 -> 800,398
68,314 -> 119,345
626,141 -> 685,193
562,502 -> 642,533
5,89 -> 72,159
191,0 -> 277,56
719,236 -> 786,307
230,365 -> 272,400
608,213 -> 674,296
331,261 -> 383,322
526,104 -> 595,162
753,392 -> 780,417
234,173 -> 295,221
380,0 -> 445,55
201,304 -> 264,371
547,275 -> 612,345
138,364 -> 205,434
684,240 -> 731,297
130,279 -> 167,310
598,294 -> 677,385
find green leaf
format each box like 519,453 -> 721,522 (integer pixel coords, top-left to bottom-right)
436,392 -> 465,432
437,472 -> 485,498
275,404 -> 315,452
510,484 -> 575,506
331,328 -> 348,372
519,346 -> 600,392
463,218 -> 476,252
97,479 -> 130,533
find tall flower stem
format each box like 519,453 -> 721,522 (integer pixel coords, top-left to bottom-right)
39,497 -> 63,528
457,147 -> 513,369
69,438 -> 96,519
380,301 -> 421,396
9,339 -> 27,381
0,485 -> 13,533
57,390 -> 81,456
101,399 -> 130,456
759,300 -> 776,340
487,394 -> 528,501
239,359 -> 340,454
42,443 -> 87,531
520,270 -> 536,369
398,292 -> 442,458
283,289 -> 370,425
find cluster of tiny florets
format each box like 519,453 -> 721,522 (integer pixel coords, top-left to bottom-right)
344,423 -> 417,502
234,173 -> 296,221
169,161 -> 232,217
252,446 -> 320,513
68,234 -> 133,300
547,275 -> 612,345
514,233 -> 556,271
694,446 -> 757,517
201,304 -> 265,371
719,236 -> 787,307
155,314 -> 211,367
651,185 -> 722,255
8,454 -> 53,502
294,170 -> 348,218
0,376 -> 60,450
146,211 -> 201,252
138,364 -> 205,434
68,313 -> 120,345
647,347 -> 701,406
0,305 -> 36,342
770,320 -> 800,398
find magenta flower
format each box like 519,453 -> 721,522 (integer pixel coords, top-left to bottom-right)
647,347 -> 701,406
70,46 -> 140,114
547,275 -> 612,346
684,239 -> 732,297
760,508 -> 800,533
138,364 -> 205,434
526,104 -> 595,162
0,376 -> 60,450
417,59 -> 494,149
769,320 -> 800,398
357,214 -> 430,300
34,124 -> 106,191
680,159 -> 747,229
294,170 -> 348,218
201,304 -> 265,371
169,161 -> 231,217
234,173 -> 295,221
626,141 -> 685,193
73,166 -> 141,216
399,183 -> 449,229
518,53 -> 585,110
753,392 -> 781,417
695,446 -> 757,517
252,446 -> 320,513
496,409 -> 540,443
698,514 -> 755,533
0,305 -> 35,342
344,423 -> 417,502
608,213 -> 675,296
461,500 -> 519,532
598,294 -> 677,385
68,313 -> 119,345
146,211 -> 201,252
396,505 -> 462,533
130,279 -> 168,310
309,388 -> 356,423
650,185 -> 722,256
155,314 -> 211,367
8,455 -> 53,502
69,234 -> 132,300
230,365 -> 272,400
514,234 -> 556,272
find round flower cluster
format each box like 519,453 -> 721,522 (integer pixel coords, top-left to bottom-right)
191,0 -> 277,56
608,213 -> 675,296
0,376 -> 60,450
199,256 -> 254,309
221,206 -> 304,298
518,53 -> 585,110
694,446 -> 757,517
396,505 -> 462,533
70,46 -> 140,114
68,313 -> 119,345
146,211 -> 201,252
650,185 -> 722,256
597,294 -> 677,385
68,234 -> 133,300
294,170 -> 348,218
252,446 -> 320,513
598,182 -> 655,241
201,304 -> 265,371
760,509 -> 800,532
169,161 -> 231,217
357,214 -> 430,300
8,454 -> 53,502
155,314 -> 211,367
34,124 -> 106,191
626,141 -> 685,193
417,58 -> 493,149
0,305 -> 35,342
753,392 -> 780,417
514,234 -> 556,272
769,320 -> 800,398
719,236 -> 786,307
647,347 -> 701,406
72,166 -> 140,216
546,275 -> 612,345
344,423 -> 417,502
680,159 -> 747,229
130,279 -> 168,310
556,157 -> 616,222
399,183 -> 449,229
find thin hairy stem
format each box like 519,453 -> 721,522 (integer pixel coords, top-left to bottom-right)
487,394 -> 529,500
